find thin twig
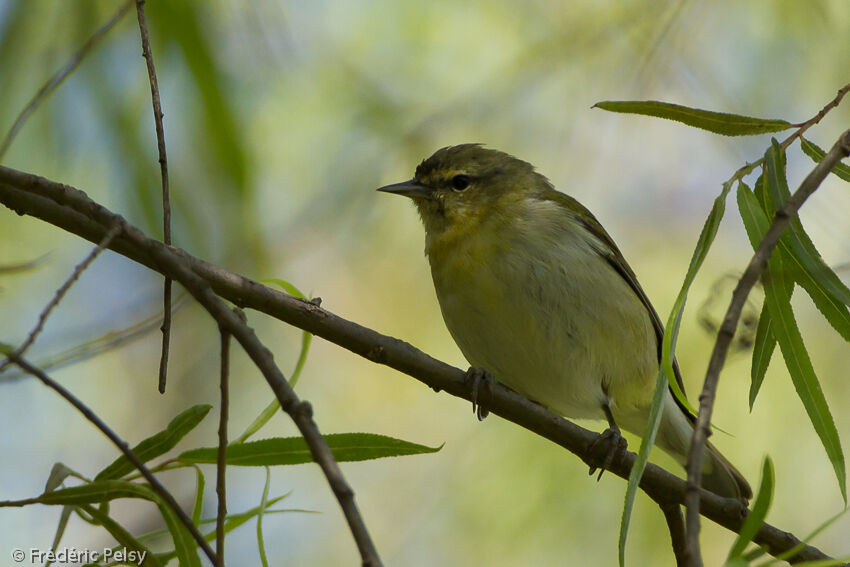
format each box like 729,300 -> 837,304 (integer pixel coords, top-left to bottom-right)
0,222 -> 122,373
0,293 -> 189,384
134,0 -> 173,394
6,354 -> 217,564
0,1 -> 133,161
3,175 -> 383,565
716,83 -> 850,194
661,503 -> 687,567
683,129 -> 850,565
127,222 -> 382,567
216,328 -> 231,567
0,167 -> 840,564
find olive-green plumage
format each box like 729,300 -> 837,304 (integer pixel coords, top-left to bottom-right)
379,144 -> 751,500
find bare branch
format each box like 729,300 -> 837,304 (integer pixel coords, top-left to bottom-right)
0,222 -> 121,373
684,129 -> 850,564
216,328 -> 231,567
134,0 -> 173,394
0,169 -> 382,565
6,354 -> 217,564
0,1 -> 133,160
0,165 -> 839,564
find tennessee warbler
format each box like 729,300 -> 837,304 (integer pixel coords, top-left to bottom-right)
378,144 -> 751,500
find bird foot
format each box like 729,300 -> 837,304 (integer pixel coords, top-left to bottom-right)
587,427 -> 628,481
465,367 -> 494,421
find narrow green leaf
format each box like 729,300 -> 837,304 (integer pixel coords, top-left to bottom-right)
766,267 -> 848,505
80,505 -> 160,567
191,466 -> 205,526
764,141 -> 850,342
96,404 -> 212,480
179,433 -> 442,466
728,456 -> 774,560
48,506 -> 73,567
800,137 -> 850,182
263,277 -> 313,387
158,500 -> 202,567
232,400 -> 281,446
257,467 -> 271,567
289,325 -> 313,389
36,480 -> 157,506
263,278 -> 306,300
233,281 -> 313,444
44,462 -> 79,492
738,180 -> 782,411
619,367 -> 667,567
738,183 -> 847,502
151,493 -> 299,563
662,180 -> 735,416
593,101 -> 793,136
772,506 -> 850,563
749,302 -> 776,410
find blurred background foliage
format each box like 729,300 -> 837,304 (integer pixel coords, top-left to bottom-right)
1,1 -> 849,565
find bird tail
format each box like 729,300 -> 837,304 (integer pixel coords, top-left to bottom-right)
653,392 -> 752,500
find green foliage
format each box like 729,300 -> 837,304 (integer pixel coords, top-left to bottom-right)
232,278 -> 314,445
749,286 -> 776,409
95,404 -> 212,481
3,399 -> 437,566
593,101 -> 793,136
597,98 -> 850,561
800,137 -> 850,182
179,433 -> 442,466
618,367 -> 667,567
737,173 -> 846,502
727,457 -> 774,562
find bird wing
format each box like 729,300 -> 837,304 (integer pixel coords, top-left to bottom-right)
539,190 -> 693,419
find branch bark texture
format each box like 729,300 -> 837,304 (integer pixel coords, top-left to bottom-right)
0,164 -> 842,565
684,129 -> 850,565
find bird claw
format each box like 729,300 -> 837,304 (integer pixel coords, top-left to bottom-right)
466,367 -> 494,421
587,427 -> 628,481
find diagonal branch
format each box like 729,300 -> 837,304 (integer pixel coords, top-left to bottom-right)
0,1 -> 133,160
0,222 -> 121,374
6,354 -> 217,564
0,165 -> 841,565
683,129 -> 850,565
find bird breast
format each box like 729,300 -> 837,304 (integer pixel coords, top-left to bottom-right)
425,198 -> 658,419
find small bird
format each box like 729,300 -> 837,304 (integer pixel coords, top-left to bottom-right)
378,144 -> 751,500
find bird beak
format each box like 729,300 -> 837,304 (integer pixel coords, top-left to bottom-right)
376,179 -> 432,199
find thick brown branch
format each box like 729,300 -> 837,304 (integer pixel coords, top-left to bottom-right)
0,173 -> 382,566
0,165 -> 840,565
684,128 -> 850,564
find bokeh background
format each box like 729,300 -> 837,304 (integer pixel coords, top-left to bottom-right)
2,1 -> 850,565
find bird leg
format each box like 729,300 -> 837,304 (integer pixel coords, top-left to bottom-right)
587,401 -> 628,481
466,367 -> 494,421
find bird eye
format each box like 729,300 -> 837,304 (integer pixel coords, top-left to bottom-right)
451,174 -> 470,191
